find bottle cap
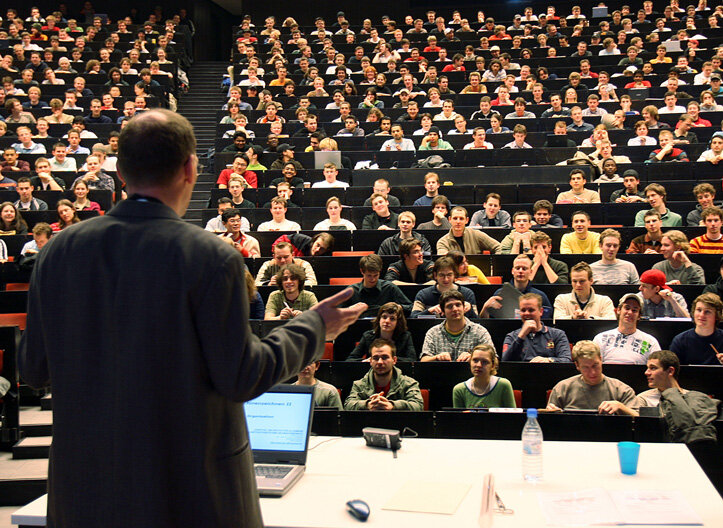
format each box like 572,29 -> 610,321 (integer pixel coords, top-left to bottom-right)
526,408 -> 537,418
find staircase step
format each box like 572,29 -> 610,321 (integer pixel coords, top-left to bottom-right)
13,437 -> 51,460
39,395 -> 51,411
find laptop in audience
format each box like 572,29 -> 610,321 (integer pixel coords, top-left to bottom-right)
314,151 -> 342,169
244,383 -> 315,496
627,88 -> 650,101
592,6 -> 609,17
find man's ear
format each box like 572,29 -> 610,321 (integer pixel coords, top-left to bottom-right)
183,154 -> 197,185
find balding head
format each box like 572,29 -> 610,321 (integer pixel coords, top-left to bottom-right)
117,109 -> 196,187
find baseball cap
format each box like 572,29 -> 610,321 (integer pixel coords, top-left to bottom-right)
277,143 -> 293,153
622,169 -> 639,179
711,74 -> 721,81
337,11 -> 345,17
398,88 -> 410,95
640,269 -> 671,291
490,45 -> 501,52
618,293 -> 642,307
427,126 -> 441,135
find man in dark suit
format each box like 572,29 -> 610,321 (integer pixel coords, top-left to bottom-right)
18,109 -> 365,528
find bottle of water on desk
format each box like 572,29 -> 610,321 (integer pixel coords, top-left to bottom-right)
522,408 -> 543,482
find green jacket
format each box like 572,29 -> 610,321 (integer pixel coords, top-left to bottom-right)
344,366 -> 424,411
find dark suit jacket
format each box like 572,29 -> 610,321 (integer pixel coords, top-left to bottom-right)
19,199 -> 326,528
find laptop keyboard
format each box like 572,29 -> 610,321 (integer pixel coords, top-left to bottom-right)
255,465 -> 293,478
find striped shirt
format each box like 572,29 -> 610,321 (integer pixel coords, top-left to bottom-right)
689,234 -> 723,254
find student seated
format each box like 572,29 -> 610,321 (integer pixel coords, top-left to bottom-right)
670,293 -> 723,365
437,206 -> 501,255
452,345 -> 516,408
347,303 -> 416,362
627,211 -> 665,254
344,338 -> 424,410
686,183 -> 719,227
560,211 -> 601,254
690,207 -> 723,254
553,262 -> 615,320
341,254 -> 412,317
384,238 -> 434,285
652,231 -> 705,285
417,195 -> 452,231
469,192 -> 511,228
593,294 -> 661,365
556,169 -> 601,204
546,340 -> 637,413
529,232 -> 569,284
294,361 -> 343,409
497,210 -> 536,254
420,290 -> 492,362
411,256 -> 478,318
447,250 -> 490,284
264,264 -> 318,320
502,293 -> 571,363
590,229 -> 640,285
378,211 -> 431,255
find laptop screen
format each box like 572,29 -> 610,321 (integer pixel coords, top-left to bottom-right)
245,388 -> 313,453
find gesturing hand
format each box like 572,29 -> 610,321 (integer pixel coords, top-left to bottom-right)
310,288 -> 367,340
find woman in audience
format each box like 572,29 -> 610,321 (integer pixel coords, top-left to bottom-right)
628,120 -> 658,146
347,302 -> 415,361
50,199 -> 80,232
0,202 -> 28,235
564,87 -> 578,105
313,196 -> 357,231
246,269 -> 265,320
373,73 -> 391,96
486,113 -> 510,134
264,264 -> 318,320
447,250 -> 490,284
452,344 -> 516,408
700,91 -> 723,112
359,66 -> 377,86
342,80 -> 357,97
72,180 -> 101,211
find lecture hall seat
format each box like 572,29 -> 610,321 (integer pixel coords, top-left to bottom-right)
323,342 -> 335,361
513,390 -> 522,409
0,313 -> 27,331
421,389 -> 430,411
329,277 -> 362,285
5,283 -> 29,291
331,251 -> 374,257
486,276 -> 503,285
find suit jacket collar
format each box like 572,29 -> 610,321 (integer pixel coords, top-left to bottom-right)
107,198 -> 181,220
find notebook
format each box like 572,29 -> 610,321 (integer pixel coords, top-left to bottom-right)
244,383 -> 315,496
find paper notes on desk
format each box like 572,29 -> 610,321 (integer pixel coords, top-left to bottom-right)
538,488 -> 702,525
382,480 -> 472,515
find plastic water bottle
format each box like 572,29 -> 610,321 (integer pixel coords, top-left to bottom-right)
522,408 -> 543,482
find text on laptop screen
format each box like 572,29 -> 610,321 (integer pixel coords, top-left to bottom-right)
244,392 -> 313,452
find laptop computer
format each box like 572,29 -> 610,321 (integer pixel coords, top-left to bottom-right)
244,383 -> 315,496
627,88 -> 650,101
545,134 -> 570,148
314,150 -> 342,169
592,6 -> 609,17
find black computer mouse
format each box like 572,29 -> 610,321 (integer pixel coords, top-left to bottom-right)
345,499 -> 370,522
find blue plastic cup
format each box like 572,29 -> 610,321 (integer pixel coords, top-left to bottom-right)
617,441 -> 640,475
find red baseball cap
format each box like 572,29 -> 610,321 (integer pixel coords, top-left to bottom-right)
640,269 -> 671,290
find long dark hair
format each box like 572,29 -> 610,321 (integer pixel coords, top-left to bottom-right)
0,202 -> 27,232
372,302 -> 407,339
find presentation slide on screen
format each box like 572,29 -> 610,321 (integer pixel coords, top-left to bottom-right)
245,392 -> 312,452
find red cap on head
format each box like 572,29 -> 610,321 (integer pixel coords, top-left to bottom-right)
640,269 -> 671,290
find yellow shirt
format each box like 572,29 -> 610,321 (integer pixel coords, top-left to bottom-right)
560,232 -> 602,254
465,264 -> 490,284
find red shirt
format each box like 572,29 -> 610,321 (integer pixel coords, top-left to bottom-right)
442,64 -> 465,72
216,169 -> 258,188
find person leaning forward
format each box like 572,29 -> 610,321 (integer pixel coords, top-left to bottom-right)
18,109 -> 366,528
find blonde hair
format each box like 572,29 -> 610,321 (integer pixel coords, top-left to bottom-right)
572,340 -> 601,362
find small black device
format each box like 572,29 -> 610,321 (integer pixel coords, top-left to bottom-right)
346,499 -> 370,522
362,427 -> 402,450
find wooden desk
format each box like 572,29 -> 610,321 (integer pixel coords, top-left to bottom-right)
12,437 -> 723,527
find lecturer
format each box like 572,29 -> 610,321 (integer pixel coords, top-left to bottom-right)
18,109 -> 366,528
